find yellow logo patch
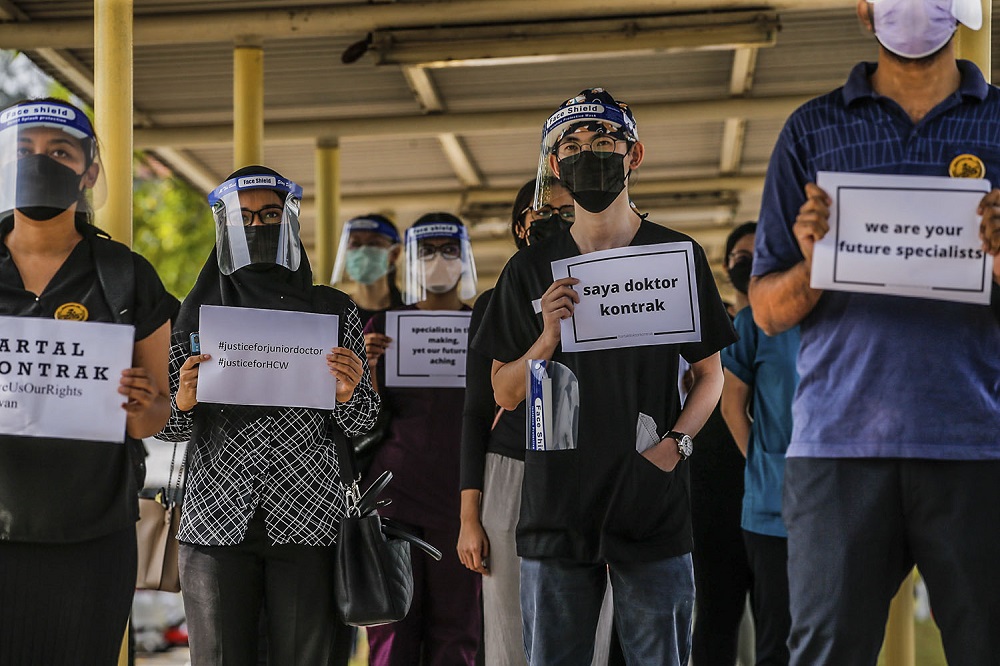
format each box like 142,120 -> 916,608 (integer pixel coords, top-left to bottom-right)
949,154 -> 985,179
54,302 -> 89,321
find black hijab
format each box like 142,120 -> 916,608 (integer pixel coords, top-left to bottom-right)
174,166 -> 321,334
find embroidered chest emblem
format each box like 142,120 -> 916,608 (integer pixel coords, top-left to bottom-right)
54,302 -> 89,321
949,154 -> 985,179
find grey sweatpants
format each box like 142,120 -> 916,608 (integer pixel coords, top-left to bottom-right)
481,453 -> 614,666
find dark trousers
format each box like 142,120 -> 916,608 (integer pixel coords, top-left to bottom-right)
784,457 -> 1000,666
0,526 -> 136,666
366,524 -> 481,666
179,510 -> 341,666
743,530 -> 790,666
689,407 -> 752,666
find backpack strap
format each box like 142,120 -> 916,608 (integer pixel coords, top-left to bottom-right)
88,229 -> 137,326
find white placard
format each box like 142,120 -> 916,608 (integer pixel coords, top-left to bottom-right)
813,171 -> 993,304
384,311 -> 471,388
197,305 -> 339,410
550,242 -> 701,352
0,316 -> 134,442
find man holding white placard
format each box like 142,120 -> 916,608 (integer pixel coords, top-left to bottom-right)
475,89 -> 735,665
750,2 -> 1000,664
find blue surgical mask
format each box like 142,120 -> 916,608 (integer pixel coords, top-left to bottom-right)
345,246 -> 390,285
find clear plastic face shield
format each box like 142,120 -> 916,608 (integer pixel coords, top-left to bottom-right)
208,173 -> 303,275
533,89 -> 638,211
331,216 -> 401,286
0,101 -> 106,221
403,221 -> 478,305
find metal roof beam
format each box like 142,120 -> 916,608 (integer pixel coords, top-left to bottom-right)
135,94 -> 811,148
0,0 -> 853,50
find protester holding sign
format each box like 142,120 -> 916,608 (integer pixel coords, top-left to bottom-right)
331,213 -> 404,325
362,213 -> 482,666
474,89 -> 735,665
750,2 -> 1000,663
156,166 -> 378,666
0,98 -> 177,664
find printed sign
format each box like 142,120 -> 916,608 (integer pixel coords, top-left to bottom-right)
384,311 -> 471,388
0,316 -> 134,442
812,171 -> 993,304
197,305 -> 339,410
550,242 -> 701,352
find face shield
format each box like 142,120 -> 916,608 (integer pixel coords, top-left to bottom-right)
331,215 -> 401,286
208,172 -> 303,275
0,101 -> 105,221
403,220 -> 478,305
533,88 -> 638,211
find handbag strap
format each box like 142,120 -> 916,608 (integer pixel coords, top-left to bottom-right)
331,416 -> 364,517
162,440 -> 187,508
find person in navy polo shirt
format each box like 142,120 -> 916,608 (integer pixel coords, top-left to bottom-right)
750,1 -> 1000,664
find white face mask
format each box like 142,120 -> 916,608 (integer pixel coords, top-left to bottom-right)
422,256 -> 463,294
870,0 -> 982,59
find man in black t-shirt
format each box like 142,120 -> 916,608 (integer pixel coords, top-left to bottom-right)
474,89 -> 736,665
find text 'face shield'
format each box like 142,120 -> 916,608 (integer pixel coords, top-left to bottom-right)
208,173 -> 304,275
0,101 -> 104,220
403,222 -> 478,304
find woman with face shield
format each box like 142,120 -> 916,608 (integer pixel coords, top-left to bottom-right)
156,166 -> 379,666
361,212 -> 482,666
0,98 -> 178,663
331,214 -> 404,326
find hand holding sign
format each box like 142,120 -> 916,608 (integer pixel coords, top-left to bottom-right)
977,189 -> 1000,284
176,353 -> 210,412
540,277 -> 580,346
326,347 -> 364,403
795,182 -> 832,270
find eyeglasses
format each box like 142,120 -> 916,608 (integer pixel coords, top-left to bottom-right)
524,205 -> 575,222
416,243 -> 462,260
555,135 -> 629,161
241,205 -> 284,226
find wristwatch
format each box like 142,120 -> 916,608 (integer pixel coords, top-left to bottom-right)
665,430 -> 693,460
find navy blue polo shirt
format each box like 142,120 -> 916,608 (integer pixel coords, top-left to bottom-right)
755,60 -> 1000,460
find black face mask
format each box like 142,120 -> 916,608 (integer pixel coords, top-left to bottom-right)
243,224 -> 283,266
727,257 -> 753,294
557,151 -> 628,213
12,154 -> 84,221
527,214 -> 573,245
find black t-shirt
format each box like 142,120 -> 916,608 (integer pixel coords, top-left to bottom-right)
460,288 -> 526,491
473,221 -> 736,564
0,229 -> 178,543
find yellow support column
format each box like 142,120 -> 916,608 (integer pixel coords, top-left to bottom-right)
233,38 -> 264,169
884,571 -> 916,666
314,138 -> 341,285
94,0 -> 134,246
956,0 -> 991,82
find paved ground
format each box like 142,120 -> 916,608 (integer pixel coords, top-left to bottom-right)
136,647 -> 190,665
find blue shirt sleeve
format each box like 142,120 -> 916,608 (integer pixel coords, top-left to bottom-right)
754,114 -> 812,278
721,307 -> 757,386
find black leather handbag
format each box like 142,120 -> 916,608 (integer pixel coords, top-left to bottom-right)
332,424 -> 442,627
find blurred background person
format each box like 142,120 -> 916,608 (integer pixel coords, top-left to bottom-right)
331,213 -> 403,326
720,221 -> 799,666
363,213 -> 482,666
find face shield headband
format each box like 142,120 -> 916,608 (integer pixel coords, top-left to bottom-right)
0,102 -> 100,219
331,216 -> 402,284
209,173 -> 304,275
403,222 -> 478,304
533,96 -> 638,211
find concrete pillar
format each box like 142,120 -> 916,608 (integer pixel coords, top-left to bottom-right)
884,572 -> 916,666
314,138 -> 340,285
94,0 -> 133,246
956,0 -> 991,82
233,38 -> 264,168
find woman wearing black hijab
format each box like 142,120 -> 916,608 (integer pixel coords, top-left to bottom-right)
157,166 -> 379,666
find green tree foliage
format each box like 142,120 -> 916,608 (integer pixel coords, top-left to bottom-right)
132,155 -> 214,300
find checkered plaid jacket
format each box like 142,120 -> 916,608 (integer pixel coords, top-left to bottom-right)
158,305 -> 378,546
